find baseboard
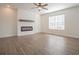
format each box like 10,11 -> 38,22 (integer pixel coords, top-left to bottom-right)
17,32 -> 41,36
1,32 -> 78,39
0,34 -> 17,38
42,32 -> 79,39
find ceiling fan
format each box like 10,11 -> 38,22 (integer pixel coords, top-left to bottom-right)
32,3 -> 48,11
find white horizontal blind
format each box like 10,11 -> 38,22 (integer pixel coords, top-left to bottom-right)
49,14 -> 65,30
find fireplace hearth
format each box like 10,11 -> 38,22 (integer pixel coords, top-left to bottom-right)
21,26 -> 33,31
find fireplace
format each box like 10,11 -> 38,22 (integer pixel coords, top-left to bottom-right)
21,26 -> 33,31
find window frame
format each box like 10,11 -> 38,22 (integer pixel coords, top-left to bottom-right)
48,14 -> 65,30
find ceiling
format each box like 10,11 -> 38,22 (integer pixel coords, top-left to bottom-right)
0,3 -> 79,14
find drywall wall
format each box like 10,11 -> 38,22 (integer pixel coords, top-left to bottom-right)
41,6 -> 79,38
17,9 -> 41,36
0,7 -> 17,38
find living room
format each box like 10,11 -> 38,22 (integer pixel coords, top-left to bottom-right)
0,3 -> 79,55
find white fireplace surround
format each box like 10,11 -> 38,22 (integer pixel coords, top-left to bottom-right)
17,21 -> 35,36
17,9 -> 41,36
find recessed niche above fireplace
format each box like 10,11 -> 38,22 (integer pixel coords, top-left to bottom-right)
21,26 -> 33,32
19,19 -> 35,22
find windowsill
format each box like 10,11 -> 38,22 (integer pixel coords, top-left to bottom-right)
48,29 -> 65,31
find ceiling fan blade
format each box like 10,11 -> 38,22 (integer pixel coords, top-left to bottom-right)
31,6 -> 40,10
33,3 -> 38,6
42,4 -> 48,6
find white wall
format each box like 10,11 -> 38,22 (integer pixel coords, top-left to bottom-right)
0,7 -> 17,38
41,6 -> 79,38
17,9 -> 41,36
0,6 -> 41,37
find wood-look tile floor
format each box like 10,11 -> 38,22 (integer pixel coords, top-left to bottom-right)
0,33 -> 79,55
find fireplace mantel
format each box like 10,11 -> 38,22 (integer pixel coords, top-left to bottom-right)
19,19 -> 35,22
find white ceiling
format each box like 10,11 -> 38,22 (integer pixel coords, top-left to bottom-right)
0,3 -> 79,14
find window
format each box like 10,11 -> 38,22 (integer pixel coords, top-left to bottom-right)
49,14 -> 65,30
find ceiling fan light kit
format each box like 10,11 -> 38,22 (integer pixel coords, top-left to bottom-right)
33,3 -> 48,11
